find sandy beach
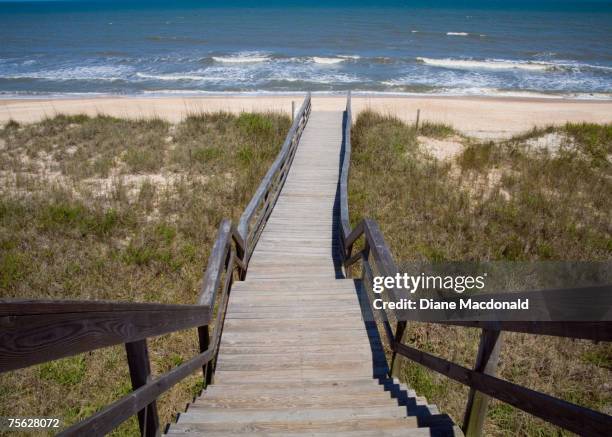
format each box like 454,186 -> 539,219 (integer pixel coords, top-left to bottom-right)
1,95 -> 611,139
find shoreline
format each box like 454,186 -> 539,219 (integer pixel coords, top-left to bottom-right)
1,94 -> 611,139
2,90 -> 612,102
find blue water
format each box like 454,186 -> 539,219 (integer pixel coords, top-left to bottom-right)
0,1 -> 611,98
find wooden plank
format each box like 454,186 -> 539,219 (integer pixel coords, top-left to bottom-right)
201,381 -> 397,396
191,393 -> 399,409
0,305 -> 211,373
219,344 -> 384,356
177,406 -> 408,423
167,417 -> 419,434
442,321 -> 612,342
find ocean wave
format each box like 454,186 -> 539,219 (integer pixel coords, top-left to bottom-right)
446,32 -> 485,37
417,57 -> 552,72
312,57 -> 345,64
212,52 -> 270,63
0,65 -> 129,81
135,72 -> 227,82
268,69 -> 359,84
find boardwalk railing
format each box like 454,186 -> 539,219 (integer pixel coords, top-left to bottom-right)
339,92 -> 612,437
238,93 -> 312,262
0,93 -> 311,437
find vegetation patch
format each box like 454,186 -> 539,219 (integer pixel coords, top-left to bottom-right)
350,111 -> 611,435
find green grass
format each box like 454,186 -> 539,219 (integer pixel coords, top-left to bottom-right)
418,121 -> 456,139
40,356 -> 87,387
0,111 -> 290,434
350,111 -> 612,435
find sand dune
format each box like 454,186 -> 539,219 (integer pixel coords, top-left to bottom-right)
1,95 -> 610,139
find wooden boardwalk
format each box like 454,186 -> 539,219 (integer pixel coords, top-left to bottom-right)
168,104 -> 460,436
3,95 -> 609,437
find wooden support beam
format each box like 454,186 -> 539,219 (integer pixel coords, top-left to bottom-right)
390,321 -> 407,378
125,340 -> 159,437
463,329 -> 502,437
197,326 -> 212,387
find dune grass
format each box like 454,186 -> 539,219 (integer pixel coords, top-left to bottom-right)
349,111 -> 611,435
0,112 -> 290,435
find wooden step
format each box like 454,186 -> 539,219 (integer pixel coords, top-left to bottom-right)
175,405 -> 409,423
213,368 -> 389,384
167,417 -> 421,434
190,392 -> 401,409
201,381 -> 409,396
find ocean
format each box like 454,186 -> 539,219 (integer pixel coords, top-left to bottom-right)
0,0 -> 611,98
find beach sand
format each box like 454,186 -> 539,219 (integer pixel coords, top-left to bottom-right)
1,95 -> 610,139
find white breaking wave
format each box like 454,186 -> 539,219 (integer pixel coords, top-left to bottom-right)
312,57 -> 345,64
338,55 -> 361,60
417,57 -> 552,72
447,32 -> 469,36
211,53 -> 270,63
136,72 -> 227,82
1,65 -> 129,81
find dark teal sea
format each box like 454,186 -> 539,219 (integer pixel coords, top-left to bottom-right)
0,0 -> 611,97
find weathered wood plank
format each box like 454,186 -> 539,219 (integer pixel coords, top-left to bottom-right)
0,304 -> 210,373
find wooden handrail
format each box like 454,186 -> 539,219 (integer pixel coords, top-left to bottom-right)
442,320 -> 612,341
393,341 -> 612,436
238,92 -> 311,261
338,92 -> 612,437
0,301 -> 211,373
339,90 -> 352,245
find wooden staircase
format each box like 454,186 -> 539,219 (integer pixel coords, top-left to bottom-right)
167,107 -> 461,436
168,280 -> 459,436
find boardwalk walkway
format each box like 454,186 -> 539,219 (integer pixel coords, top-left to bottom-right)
168,103 -> 460,436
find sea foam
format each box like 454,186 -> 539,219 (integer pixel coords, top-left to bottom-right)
211,53 -> 270,63
417,57 -> 552,72
312,57 -> 345,64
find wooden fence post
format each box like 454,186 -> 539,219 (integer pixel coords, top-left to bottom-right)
198,325 -> 213,387
463,329 -> 503,437
291,101 -> 295,122
125,339 -> 159,437
390,321 -> 407,378
415,109 -> 421,132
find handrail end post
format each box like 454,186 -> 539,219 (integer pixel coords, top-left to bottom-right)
462,329 -> 503,437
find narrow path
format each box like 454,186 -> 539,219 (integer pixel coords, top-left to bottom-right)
246,110 -> 344,280
168,103 -> 460,436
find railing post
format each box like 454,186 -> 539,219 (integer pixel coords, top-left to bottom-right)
390,321 -> 407,378
463,329 -> 503,437
125,339 -> 159,437
198,325 -> 213,387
